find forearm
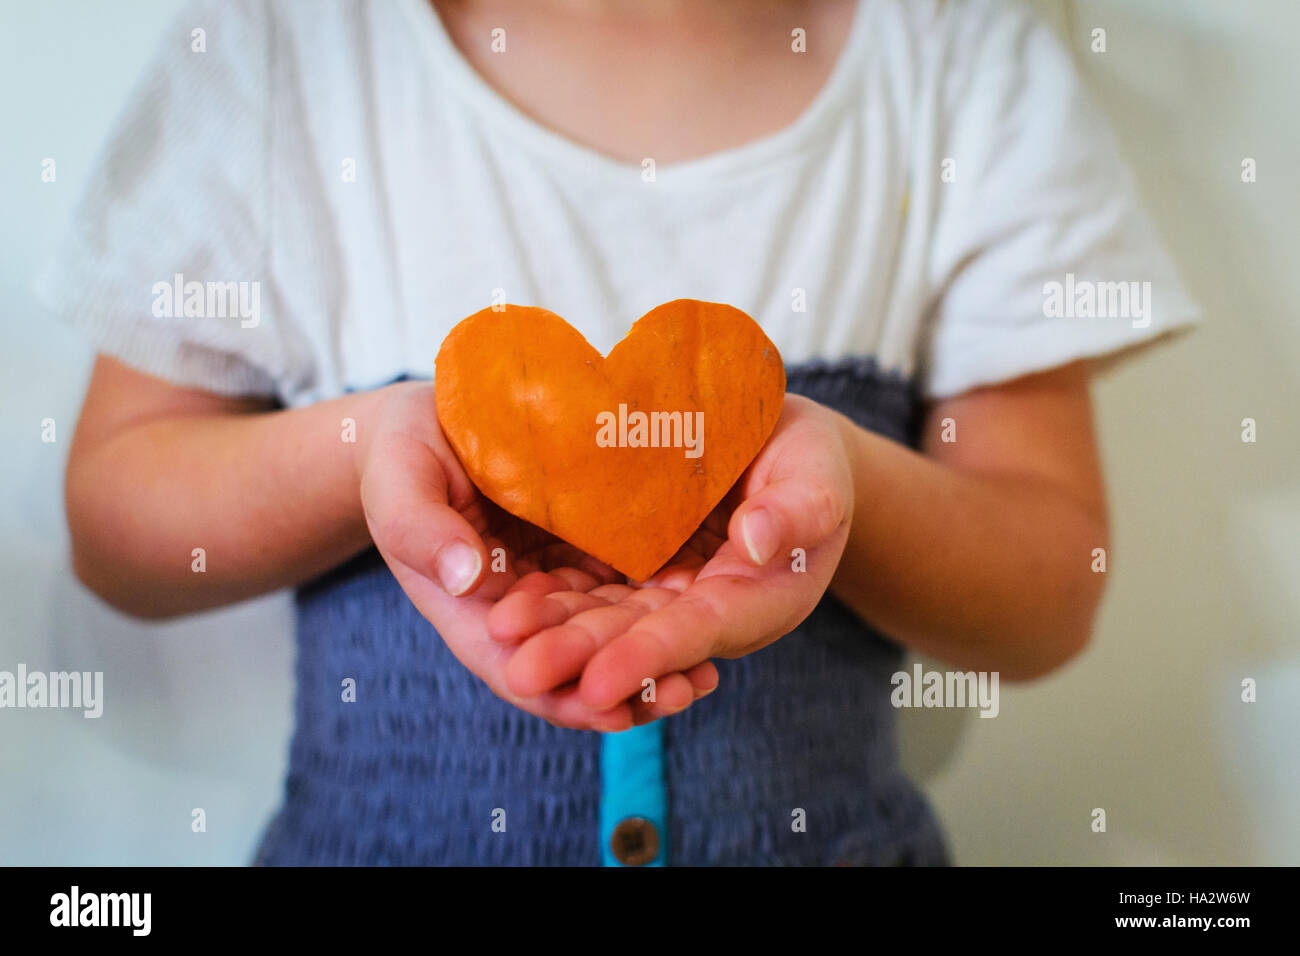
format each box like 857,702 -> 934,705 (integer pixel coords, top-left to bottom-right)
66,388 -> 387,618
828,415 -> 1108,680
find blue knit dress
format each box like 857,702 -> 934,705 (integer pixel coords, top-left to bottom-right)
253,358 -> 951,865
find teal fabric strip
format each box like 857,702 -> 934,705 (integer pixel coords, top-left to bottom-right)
599,722 -> 668,867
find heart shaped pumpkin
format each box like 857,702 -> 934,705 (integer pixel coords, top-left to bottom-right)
434,300 -> 786,580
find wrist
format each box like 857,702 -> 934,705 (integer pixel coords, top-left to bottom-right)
352,379 -> 437,482
350,386 -> 388,483
826,404 -> 861,520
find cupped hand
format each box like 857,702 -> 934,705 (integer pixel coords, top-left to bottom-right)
356,381 -> 717,731
490,394 -> 854,723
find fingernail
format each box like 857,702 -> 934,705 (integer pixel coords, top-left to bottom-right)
741,508 -> 779,565
436,541 -> 481,596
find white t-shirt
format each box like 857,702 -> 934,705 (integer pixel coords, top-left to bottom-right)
35,0 -> 1199,408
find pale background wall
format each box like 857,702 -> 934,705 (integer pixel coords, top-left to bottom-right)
1,0 -> 1296,865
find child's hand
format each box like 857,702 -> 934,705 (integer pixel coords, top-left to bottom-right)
357,381 -> 718,731
490,395 -> 853,721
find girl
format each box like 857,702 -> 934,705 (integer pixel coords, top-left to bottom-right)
40,0 -> 1198,865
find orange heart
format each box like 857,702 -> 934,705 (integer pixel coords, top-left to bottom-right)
434,300 -> 786,581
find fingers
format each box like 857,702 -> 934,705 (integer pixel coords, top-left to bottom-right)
578,571 -> 817,711
487,572 -> 629,644
518,661 -> 717,732
635,529 -> 714,590
577,593 -> 724,710
535,541 -> 624,582
637,564 -> 698,592
503,587 -> 681,698
361,433 -> 488,596
629,660 -> 719,725
684,659 -> 720,694
488,586 -> 617,644
489,578 -> 721,730
529,686 -> 636,733
512,658 -> 718,732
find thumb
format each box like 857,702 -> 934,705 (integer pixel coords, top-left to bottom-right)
360,435 -> 487,596
728,474 -> 850,568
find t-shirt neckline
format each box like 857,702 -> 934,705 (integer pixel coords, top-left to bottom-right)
398,0 -> 871,185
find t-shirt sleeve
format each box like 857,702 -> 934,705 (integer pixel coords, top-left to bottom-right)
917,0 -> 1201,401
32,0 -> 297,398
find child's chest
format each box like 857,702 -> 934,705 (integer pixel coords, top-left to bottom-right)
268,0 -> 931,406
428,0 -> 859,167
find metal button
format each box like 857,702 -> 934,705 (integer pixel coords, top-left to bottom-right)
610,817 -> 659,866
